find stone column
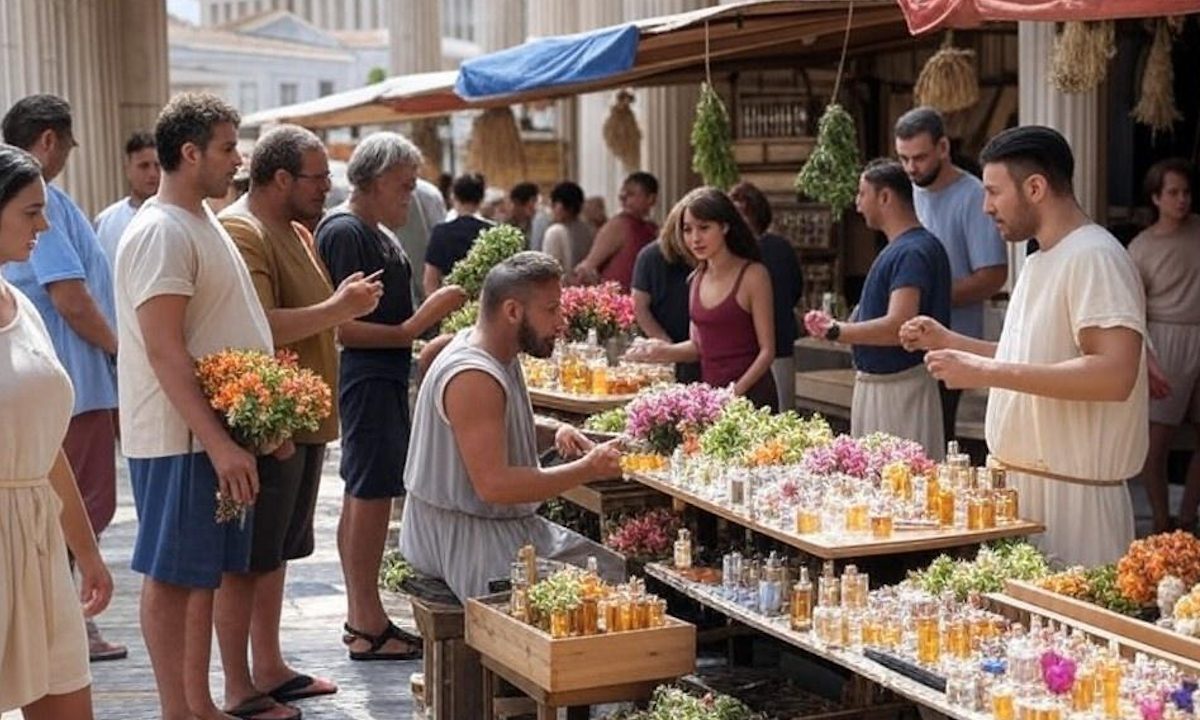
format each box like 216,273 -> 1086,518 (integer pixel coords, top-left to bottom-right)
576,0 -> 626,213
624,0 -> 714,219
1015,21 -> 1102,278
527,0 -> 581,181
118,0 -> 170,151
389,0 -> 441,75
478,0 -> 525,52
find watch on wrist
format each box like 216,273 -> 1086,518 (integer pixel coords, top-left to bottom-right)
824,322 -> 841,342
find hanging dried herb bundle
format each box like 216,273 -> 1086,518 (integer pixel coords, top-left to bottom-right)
795,103 -> 860,216
466,106 -> 527,183
1049,21 -> 1116,94
914,33 -> 979,113
1131,19 -> 1182,139
690,82 -> 739,190
602,90 -> 641,172
410,117 -> 442,175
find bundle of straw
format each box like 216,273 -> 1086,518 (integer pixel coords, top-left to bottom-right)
914,33 -> 979,113
602,90 -> 642,172
410,118 -> 442,175
466,106 -> 527,183
1049,21 -> 1116,94
1131,19 -> 1182,139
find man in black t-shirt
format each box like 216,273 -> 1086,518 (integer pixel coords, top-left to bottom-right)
423,173 -> 493,297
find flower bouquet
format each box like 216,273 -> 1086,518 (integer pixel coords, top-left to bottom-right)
800,432 -> 932,481
560,281 -> 636,342
196,348 -> 332,523
624,383 -> 733,456
604,508 -> 681,563
1116,531 -> 1200,606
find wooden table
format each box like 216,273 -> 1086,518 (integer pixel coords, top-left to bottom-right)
628,471 -> 1043,560
528,387 -> 635,416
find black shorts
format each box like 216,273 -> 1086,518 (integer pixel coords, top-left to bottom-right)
248,443 -> 326,573
339,378 -> 409,500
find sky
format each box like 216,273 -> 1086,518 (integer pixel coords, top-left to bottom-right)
167,0 -> 200,23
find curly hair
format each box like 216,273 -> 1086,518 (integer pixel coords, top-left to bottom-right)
155,92 -> 241,172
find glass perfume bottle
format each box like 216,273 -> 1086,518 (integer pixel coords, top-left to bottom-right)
673,528 -> 692,570
758,552 -> 784,616
790,566 -> 813,631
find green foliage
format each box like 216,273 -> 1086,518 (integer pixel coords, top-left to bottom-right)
1084,564 -> 1141,616
442,300 -> 479,334
445,224 -> 526,298
690,82 -> 739,190
794,103 -> 860,216
584,406 -> 627,433
379,550 -> 414,592
366,66 -> 387,85
527,569 -> 583,614
908,541 -> 1049,601
614,686 -> 763,720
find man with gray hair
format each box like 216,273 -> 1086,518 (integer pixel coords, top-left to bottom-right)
212,124 -> 384,714
316,131 -> 465,660
401,252 -> 625,602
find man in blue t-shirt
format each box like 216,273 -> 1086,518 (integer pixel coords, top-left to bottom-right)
804,159 -> 952,458
895,107 -> 1008,443
0,94 -> 125,661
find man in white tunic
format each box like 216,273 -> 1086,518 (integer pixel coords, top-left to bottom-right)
900,126 -> 1147,567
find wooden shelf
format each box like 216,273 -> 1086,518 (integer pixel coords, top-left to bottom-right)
627,472 -> 1043,560
643,563 -> 988,720
529,387 -> 636,415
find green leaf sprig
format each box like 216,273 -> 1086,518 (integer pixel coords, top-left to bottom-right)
794,103 -> 860,216
526,568 -> 584,616
584,406 -> 628,433
908,541 -> 1049,601
445,223 -> 526,298
442,299 -> 479,334
690,82 -> 739,191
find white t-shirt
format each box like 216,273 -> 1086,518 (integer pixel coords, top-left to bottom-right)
114,198 -> 272,458
985,224 -> 1148,481
93,197 -> 139,272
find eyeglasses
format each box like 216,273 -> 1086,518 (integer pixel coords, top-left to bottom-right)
293,172 -> 331,182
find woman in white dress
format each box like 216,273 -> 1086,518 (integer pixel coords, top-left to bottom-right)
0,145 -> 113,718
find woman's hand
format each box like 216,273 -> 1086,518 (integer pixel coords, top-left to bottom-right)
76,552 -> 114,618
624,338 -> 670,363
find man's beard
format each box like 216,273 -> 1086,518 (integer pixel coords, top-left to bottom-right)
912,160 -> 941,188
518,317 -> 555,358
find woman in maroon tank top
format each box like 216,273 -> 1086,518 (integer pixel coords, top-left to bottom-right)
628,188 -> 777,410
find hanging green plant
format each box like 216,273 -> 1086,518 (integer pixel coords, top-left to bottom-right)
794,103 -> 860,216
690,82 -> 739,190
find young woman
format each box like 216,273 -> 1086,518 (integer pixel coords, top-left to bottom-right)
1130,158 -> 1200,533
630,187 -> 777,410
0,145 -> 112,718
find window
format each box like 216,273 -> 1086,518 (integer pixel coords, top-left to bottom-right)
279,82 -> 298,105
318,80 -> 335,97
239,82 -> 259,112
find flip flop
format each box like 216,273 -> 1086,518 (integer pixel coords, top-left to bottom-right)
342,621 -> 422,661
267,674 -> 338,703
227,693 -> 302,720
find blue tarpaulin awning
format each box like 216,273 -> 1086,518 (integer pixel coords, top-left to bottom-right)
456,24 -> 641,100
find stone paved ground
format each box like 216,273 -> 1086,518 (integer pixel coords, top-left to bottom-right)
2,443 -> 422,720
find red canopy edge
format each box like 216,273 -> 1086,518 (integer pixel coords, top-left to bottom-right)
896,0 -> 1200,35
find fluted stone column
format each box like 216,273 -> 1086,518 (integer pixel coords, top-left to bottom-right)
389,0 -> 442,75
1015,21 -> 1102,279
528,0 -> 580,181
576,0 -> 626,213
0,0 -> 167,216
624,0 -> 714,218
478,0 -> 525,52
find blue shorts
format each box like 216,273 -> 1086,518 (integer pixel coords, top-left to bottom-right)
129,452 -> 254,589
339,378 -> 409,500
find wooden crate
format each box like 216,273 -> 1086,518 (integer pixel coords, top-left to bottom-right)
465,597 -> 696,694
528,387 -> 636,416
1004,580 -> 1200,666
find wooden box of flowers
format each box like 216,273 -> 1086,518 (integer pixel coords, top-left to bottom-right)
464,563 -> 696,693
1001,531 -> 1200,669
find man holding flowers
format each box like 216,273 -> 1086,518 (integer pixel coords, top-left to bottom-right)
213,125 -> 383,716
113,93 -> 272,720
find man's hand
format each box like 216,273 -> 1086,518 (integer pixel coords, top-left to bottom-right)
208,439 -> 259,505
803,310 -> 834,339
582,439 -> 622,480
554,424 -> 594,459
924,349 -> 994,390
424,284 -> 469,317
332,269 -> 384,320
900,315 -> 951,352
1148,352 -> 1172,400
76,552 -> 114,618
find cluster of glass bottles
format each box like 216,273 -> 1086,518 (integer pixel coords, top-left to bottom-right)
507,547 -> 668,639
522,330 -> 673,396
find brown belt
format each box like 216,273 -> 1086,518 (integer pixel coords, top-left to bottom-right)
993,458 -> 1126,487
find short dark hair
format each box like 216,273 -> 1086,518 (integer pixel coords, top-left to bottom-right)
979,125 -> 1074,195
510,182 -> 539,205
728,181 -> 773,235
549,181 -> 584,216
678,186 -> 761,262
249,124 -> 324,187
154,92 -> 241,173
125,130 -> 156,157
0,144 -> 43,211
2,94 -> 73,150
1144,157 -> 1193,201
861,158 -> 914,208
452,173 -> 486,204
625,171 -> 659,196
894,106 -> 945,143
480,251 -> 563,318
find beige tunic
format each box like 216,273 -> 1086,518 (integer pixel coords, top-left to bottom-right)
0,281 -> 89,711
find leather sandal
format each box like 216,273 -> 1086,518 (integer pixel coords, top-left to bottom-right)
342,621 -> 422,661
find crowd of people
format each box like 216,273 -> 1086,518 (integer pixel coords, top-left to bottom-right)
0,87 -> 1197,720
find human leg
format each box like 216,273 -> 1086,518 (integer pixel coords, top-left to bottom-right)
339,494 -> 418,657
1143,422 -> 1176,533
1178,424 -> 1200,530
21,686 -> 93,720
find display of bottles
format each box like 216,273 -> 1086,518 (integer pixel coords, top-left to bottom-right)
790,567 -> 813,631
673,528 -> 692,570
